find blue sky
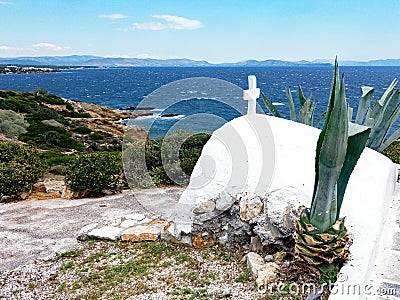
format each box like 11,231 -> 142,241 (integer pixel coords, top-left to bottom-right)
0,0 -> 399,62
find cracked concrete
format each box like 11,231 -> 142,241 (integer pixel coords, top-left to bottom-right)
0,188 -> 183,272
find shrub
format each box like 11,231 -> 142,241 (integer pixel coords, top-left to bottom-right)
35,87 -> 48,95
123,141 -> 154,188
65,152 -> 123,196
382,140 -> 400,164
149,162 -> 189,186
0,142 -> 47,200
19,122 -> 84,150
124,131 -> 210,187
41,151 -> 77,167
72,126 -> 92,135
89,131 -> 113,141
0,110 -> 29,138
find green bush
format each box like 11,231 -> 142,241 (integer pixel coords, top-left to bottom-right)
41,151 -> 77,167
19,122 -> 84,150
65,152 -> 123,196
89,131 -> 113,140
123,141 -> 154,188
0,142 -> 47,200
72,126 -> 92,135
149,162 -> 189,186
382,141 -> 400,164
124,131 -> 210,187
0,110 -> 29,138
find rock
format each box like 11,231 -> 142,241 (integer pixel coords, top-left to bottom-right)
27,191 -> 61,200
239,195 -> 263,221
193,200 -> 216,214
120,219 -> 138,228
250,236 -> 263,252
256,262 -> 279,287
161,221 -> 193,246
215,191 -> 235,211
77,223 -> 98,241
253,187 -> 307,249
20,192 -> 29,200
61,186 -> 86,200
102,217 -> 124,227
245,252 -> 279,287
191,232 -> 216,249
33,184 -> 46,193
88,226 -> 122,240
125,213 -> 146,222
264,254 -> 274,262
245,252 -> 265,278
121,225 -> 162,242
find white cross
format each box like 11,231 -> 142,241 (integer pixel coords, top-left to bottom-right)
243,75 -> 260,116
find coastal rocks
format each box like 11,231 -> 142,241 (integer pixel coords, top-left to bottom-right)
77,213 -> 168,243
245,252 -> 279,287
66,99 -> 150,137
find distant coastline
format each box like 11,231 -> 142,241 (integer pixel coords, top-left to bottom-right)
1,55 -> 400,68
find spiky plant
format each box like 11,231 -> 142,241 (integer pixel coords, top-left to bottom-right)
295,60 -> 371,266
261,85 -> 326,128
353,79 -> 400,152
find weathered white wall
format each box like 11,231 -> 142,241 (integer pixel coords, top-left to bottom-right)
178,114 -> 397,299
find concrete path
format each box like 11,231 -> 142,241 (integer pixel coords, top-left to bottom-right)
0,188 -> 183,272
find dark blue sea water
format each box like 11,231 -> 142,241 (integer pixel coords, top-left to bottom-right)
0,67 -> 399,137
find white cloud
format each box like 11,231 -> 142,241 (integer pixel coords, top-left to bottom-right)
132,22 -> 167,30
99,14 -> 130,20
32,43 -> 71,51
0,45 -> 23,51
153,14 -> 203,30
132,14 -> 203,31
0,2 -> 14,5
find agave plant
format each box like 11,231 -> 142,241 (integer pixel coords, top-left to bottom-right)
295,60 -> 371,266
353,79 -> 400,152
261,85 -> 326,128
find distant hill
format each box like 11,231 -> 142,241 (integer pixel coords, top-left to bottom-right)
0,55 -> 399,67
0,55 -> 331,67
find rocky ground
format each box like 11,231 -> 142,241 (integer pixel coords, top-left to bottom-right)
0,190 -> 327,300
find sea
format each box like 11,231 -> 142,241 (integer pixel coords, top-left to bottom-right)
0,66 -> 399,138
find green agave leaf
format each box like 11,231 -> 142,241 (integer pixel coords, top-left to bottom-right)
315,111 -> 327,129
261,91 -> 281,118
298,84 -> 307,107
348,106 -> 353,122
336,122 -> 371,218
311,59 -> 340,215
368,79 -> 397,123
308,102 -> 317,126
379,127 -> 400,152
368,90 -> 399,150
298,98 -> 312,124
311,73 -> 348,232
378,78 -> 398,106
285,87 -> 297,121
355,86 -> 374,124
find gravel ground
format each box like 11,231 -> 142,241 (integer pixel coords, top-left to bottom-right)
0,240 -> 264,300
0,188 -> 182,272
